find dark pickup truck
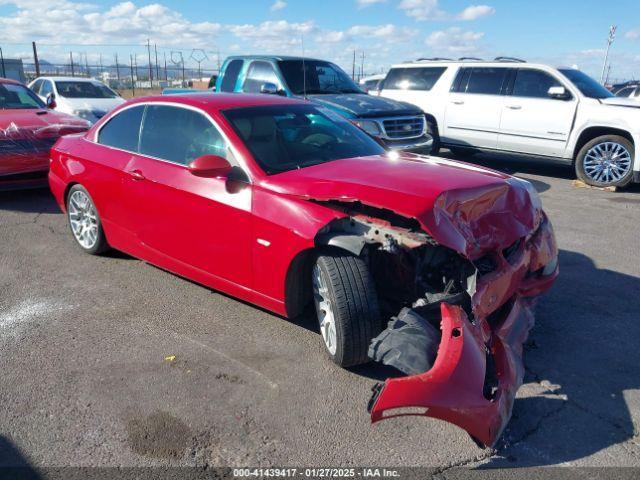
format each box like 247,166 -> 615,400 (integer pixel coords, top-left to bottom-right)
215,56 -> 433,152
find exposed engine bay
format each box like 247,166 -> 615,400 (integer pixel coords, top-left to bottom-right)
314,195 -> 558,448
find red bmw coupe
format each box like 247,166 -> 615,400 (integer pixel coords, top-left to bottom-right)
49,93 -> 558,447
0,78 -> 89,189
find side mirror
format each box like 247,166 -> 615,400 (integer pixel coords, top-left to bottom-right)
260,82 -> 279,95
188,155 -> 233,178
46,93 -> 56,109
548,86 -> 570,100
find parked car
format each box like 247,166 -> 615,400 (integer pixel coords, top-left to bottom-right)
28,76 -> 125,125
49,93 -> 557,447
359,74 -> 385,93
216,56 -> 433,152
0,77 -> 89,189
378,58 -> 640,188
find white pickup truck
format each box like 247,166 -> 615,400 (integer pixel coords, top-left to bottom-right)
379,58 -> 640,188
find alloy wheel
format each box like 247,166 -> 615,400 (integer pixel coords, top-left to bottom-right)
68,190 -> 99,249
583,141 -> 632,185
312,264 -> 337,355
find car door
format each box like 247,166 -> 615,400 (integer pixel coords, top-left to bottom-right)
91,104 -> 146,249
126,103 -> 253,287
498,68 -> 578,157
444,67 -> 510,149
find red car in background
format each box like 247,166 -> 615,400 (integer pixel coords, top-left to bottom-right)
49,93 -> 558,448
0,78 -> 89,189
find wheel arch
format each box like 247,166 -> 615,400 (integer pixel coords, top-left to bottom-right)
63,181 -> 80,208
573,126 -> 634,163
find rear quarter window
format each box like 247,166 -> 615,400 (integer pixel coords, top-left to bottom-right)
382,67 -> 446,91
220,60 -> 244,93
97,105 -> 145,152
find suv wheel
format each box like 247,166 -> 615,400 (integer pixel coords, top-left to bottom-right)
575,135 -> 634,188
426,118 -> 440,155
312,251 -> 381,367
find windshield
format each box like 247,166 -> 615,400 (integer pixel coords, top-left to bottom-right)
558,69 -> 613,99
278,60 -> 363,95
223,104 -> 385,175
0,83 -> 45,109
55,81 -> 118,99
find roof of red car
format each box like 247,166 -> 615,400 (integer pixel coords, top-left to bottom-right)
0,77 -> 23,85
123,93 -> 308,111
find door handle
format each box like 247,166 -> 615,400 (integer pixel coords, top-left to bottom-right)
506,105 -> 522,110
451,100 -> 465,105
127,169 -> 145,181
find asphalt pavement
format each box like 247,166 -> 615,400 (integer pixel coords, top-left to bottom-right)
1,151 -> 639,475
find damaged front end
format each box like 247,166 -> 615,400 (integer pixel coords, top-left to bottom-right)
314,179 -> 558,448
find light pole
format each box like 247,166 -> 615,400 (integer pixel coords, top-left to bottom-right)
600,25 -> 617,85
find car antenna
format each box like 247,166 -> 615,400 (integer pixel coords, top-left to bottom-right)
301,34 -> 307,99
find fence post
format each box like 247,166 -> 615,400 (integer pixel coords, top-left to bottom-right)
115,53 -> 120,83
32,41 -> 40,77
130,54 -> 135,97
0,47 -> 6,78
70,52 -> 75,76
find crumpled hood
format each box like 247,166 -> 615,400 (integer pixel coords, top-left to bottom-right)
261,153 -> 542,259
307,93 -> 422,118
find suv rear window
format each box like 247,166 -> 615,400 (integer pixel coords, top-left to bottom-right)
453,68 -> 509,95
382,67 -> 446,91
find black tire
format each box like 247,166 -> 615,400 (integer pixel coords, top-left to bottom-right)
575,135 -> 634,188
66,184 -> 110,255
448,146 -> 476,158
312,251 -> 381,367
426,118 -> 440,155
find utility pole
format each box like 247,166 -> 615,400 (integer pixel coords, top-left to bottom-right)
32,41 -> 40,77
84,52 -> 90,77
1,47 -> 6,78
99,53 -> 103,77
115,53 -> 120,82
154,44 -> 159,84
352,50 -> 356,79
600,25 -> 617,85
70,51 -> 75,77
163,51 -> 167,81
360,51 -> 365,81
146,39 -> 153,86
130,54 -> 135,97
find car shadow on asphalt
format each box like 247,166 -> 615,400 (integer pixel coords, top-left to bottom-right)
0,436 -> 42,479
478,248 -> 640,466
0,187 -> 60,215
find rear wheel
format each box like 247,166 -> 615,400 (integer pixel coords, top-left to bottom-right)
575,135 -> 634,188
66,184 -> 110,255
312,251 -> 381,367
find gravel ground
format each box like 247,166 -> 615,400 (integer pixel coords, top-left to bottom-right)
1,151 -> 639,475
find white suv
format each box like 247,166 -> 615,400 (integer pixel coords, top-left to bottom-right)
379,58 -> 640,188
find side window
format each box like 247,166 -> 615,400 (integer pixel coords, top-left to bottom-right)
220,60 -> 243,93
97,106 -> 145,152
243,61 -> 280,93
512,69 -> 563,98
40,80 -> 53,96
30,79 -> 43,94
139,105 -> 228,165
382,67 -> 446,91
464,68 -> 508,95
615,86 -> 634,98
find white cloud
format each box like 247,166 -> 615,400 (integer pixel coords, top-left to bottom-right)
229,20 -> 316,50
399,0 -> 446,21
625,29 -> 640,40
399,0 -> 495,22
356,0 -> 386,8
425,27 -> 484,55
456,5 -> 495,21
270,0 -> 287,12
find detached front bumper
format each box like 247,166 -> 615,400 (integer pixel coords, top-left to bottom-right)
368,216 -> 558,447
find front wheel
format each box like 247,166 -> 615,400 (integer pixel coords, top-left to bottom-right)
575,135 -> 634,188
66,184 -> 110,255
426,118 -> 440,155
312,252 -> 381,367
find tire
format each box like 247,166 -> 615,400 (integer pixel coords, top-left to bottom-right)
448,146 -> 476,158
575,135 -> 634,188
312,251 -> 381,367
66,184 -> 110,255
426,118 -> 440,155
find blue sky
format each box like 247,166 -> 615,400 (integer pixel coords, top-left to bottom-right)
1,0 -> 639,80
